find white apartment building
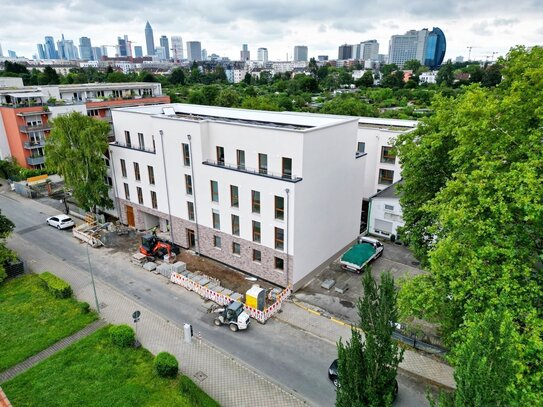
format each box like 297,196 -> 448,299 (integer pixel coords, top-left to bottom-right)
368,180 -> 404,240
109,104 -> 364,290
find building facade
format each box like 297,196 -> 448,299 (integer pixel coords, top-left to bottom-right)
109,104 -> 364,290
293,46 -> 308,62
360,40 -> 379,61
240,44 -> 250,61
145,21 -> 155,56
388,27 -> 446,68
79,37 -> 93,60
338,44 -> 352,60
159,36 -> 170,60
186,41 -> 202,61
368,181 -> 404,240
171,36 -> 183,61
257,48 -> 268,64
424,27 -> 446,69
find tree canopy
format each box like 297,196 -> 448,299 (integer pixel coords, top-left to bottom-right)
0,210 -> 15,283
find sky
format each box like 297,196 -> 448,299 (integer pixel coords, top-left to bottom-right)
1,0 -> 542,62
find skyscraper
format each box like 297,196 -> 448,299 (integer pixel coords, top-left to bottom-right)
145,21 -> 155,56
118,36 -> 128,57
338,44 -> 352,60
360,40 -> 379,60
8,50 -> 16,58
92,47 -> 103,61
388,28 -> 433,68
159,36 -> 170,60
155,46 -> 166,60
257,47 -> 268,63
201,49 -> 208,61
293,46 -> 308,62
79,37 -> 93,60
171,36 -> 183,61
44,36 -> 58,59
186,41 -> 202,61
0,43 -> 3,57
37,44 -> 45,59
423,27 -> 446,69
240,44 -> 250,61
134,46 -> 143,58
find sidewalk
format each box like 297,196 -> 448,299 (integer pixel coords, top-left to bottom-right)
7,233 -> 307,407
276,300 -> 456,390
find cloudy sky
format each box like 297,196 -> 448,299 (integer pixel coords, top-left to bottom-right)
1,0 -> 541,62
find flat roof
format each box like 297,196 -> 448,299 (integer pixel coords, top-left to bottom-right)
358,117 -> 418,129
6,92 -> 45,98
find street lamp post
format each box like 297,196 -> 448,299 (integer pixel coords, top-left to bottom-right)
86,241 -> 100,315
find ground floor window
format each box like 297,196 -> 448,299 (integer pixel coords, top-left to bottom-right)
274,257 -> 284,271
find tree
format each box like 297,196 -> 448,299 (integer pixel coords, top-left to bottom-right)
320,95 -> 377,117
380,64 -> 399,77
436,60 -> 454,86
0,210 -> 15,283
356,70 -> 374,88
337,271 -> 404,406
42,66 -> 60,85
381,71 -> 404,89
308,57 -> 318,78
481,63 -> 502,87
403,59 -> 422,72
169,68 -> 185,85
243,72 -> 252,85
45,112 -> 113,213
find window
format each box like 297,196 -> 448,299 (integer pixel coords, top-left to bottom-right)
210,180 -> 219,202
378,169 -> 394,185
232,242 -> 241,255
236,149 -> 245,169
124,131 -> 131,147
231,214 -> 240,236
357,142 -> 366,153
150,190 -> 157,209
253,249 -> 261,263
216,146 -> 225,165
213,235 -> 222,248
212,210 -> 220,230
230,185 -> 239,208
182,143 -> 190,166
185,174 -> 193,195
123,183 -> 130,200
275,227 -> 284,250
134,162 -> 140,181
252,221 -> 261,243
282,157 -> 292,179
275,196 -> 284,220
120,159 -> 127,177
251,190 -> 260,214
258,153 -> 268,174
384,204 -> 395,211
137,187 -> 143,204
274,257 -> 284,270
148,165 -> 155,185
187,201 -> 195,221
381,146 -> 396,164
152,135 -> 156,152
138,132 -> 145,149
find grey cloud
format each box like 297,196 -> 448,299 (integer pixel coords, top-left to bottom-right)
493,18 -> 519,26
471,21 -> 492,36
318,24 -> 327,33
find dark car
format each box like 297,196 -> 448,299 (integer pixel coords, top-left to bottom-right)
328,359 -> 399,400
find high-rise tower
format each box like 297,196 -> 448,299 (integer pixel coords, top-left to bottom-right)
159,36 -> 170,60
145,21 -> 155,56
293,46 -> 308,62
171,36 -> 183,61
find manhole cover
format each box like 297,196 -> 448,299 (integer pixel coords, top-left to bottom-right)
99,302 -> 107,309
340,300 -> 354,308
145,288 -> 151,292
411,261 -> 420,266
194,371 -> 207,382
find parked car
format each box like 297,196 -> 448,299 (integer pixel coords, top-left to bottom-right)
46,214 -> 75,230
328,359 -> 399,400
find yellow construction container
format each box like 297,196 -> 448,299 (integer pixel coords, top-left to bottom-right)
245,285 -> 266,311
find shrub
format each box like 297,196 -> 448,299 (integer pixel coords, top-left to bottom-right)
78,302 -> 90,314
154,352 -> 178,378
109,325 -> 135,347
179,375 -> 220,407
39,272 -> 72,298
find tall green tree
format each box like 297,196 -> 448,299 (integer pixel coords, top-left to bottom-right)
42,66 -> 60,85
45,112 -> 112,213
356,70 -> 374,88
436,60 -> 454,86
403,59 -> 422,72
0,210 -> 16,283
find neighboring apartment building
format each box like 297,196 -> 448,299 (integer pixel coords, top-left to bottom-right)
368,180 -> 404,240
109,104 -> 365,289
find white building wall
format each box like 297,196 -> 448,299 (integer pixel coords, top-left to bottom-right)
369,196 -> 404,239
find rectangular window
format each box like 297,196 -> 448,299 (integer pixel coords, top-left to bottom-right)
137,187 -> 143,204
152,135 -> 156,152
384,204 -> 394,211
212,210 -> 220,230
357,142 -> 366,153
150,190 -> 157,209
275,227 -> 284,250
232,242 -> 241,255
378,169 -> 394,185
185,174 -> 193,195
251,190 -> 260,214
380,146 -> 396,164
148,165 -> 155,185
210,180 -> 219,202
187,201 -> 195,221
134,162 -> 140,181
213,235 -> 221,248
236,149 -> 245,169
258,153 -> 268,174
123,183 -> 130,200
274,257 -> 284,270
231,214 -> 240,236
138,132 -> 145,149
124,130 -> 131,147
230,185 -> 239,208
182,143 -> 190,166
275,195 -> 284,220
216,146 -> 225,165
120,159 -> 127,177
252,221 -> 261,243
282,157 -> 292,179
253,249 -> 261,263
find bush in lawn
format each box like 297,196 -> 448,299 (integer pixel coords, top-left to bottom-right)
39,272 -> 72,298
154,352 -> 178,378
78,301 -> 90,314
109,325 -> 135,347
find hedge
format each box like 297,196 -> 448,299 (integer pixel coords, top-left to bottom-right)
109,325 -> 135,348
39,272 -> 72,298
154,352 -> 178,378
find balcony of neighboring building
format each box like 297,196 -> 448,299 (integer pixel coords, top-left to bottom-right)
24,138 -> 46,149
26,155 -> 45,166
19,123 -> 51,133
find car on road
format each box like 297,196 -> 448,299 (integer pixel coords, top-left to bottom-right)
46,214 -> 75,230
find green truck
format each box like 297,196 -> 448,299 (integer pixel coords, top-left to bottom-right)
340,237 -> 384,273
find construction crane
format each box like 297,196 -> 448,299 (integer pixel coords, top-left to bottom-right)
466,46 -> 480,61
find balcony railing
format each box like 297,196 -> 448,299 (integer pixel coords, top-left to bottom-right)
109,141 -> 156,154
19,124 -> 51,133
24,140 -> 46,149
202,160 -> 302,183
26,156 -> 45,166
16,110 -> 52,117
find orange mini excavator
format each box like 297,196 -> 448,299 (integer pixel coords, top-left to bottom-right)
139,234 -> 173,259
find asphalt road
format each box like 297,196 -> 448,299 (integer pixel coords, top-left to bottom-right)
0,191 -> 430,407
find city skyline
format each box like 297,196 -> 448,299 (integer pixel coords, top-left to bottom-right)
1,0 -> 541,62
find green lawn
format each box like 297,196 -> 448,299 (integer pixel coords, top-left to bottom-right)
3,327 -> 219,407
0,274 -> 97,371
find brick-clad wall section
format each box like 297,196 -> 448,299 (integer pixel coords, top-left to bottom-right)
0,387 -> 12,407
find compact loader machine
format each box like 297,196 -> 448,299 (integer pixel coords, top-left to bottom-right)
213,301 -> 250,332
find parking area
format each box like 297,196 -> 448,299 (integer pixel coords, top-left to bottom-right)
294,239 -> 426,324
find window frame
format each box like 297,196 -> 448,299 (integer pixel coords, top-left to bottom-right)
357,142 -> 366,153
182,143 -> 190,166
133,162 -> 140,181
275,227 -> 284,250
380,146 -> 396,164
274,256 -> 284,270
216,146 -> 225,165
282,157 -> 292,179
213,235 -> 222,248
258,153 -> 268,174
232,242 -> 241,255
210,180 -> 219,203
251,190 -> 260,214
138,132 -> 145,149
137,186 -> 143,204
120,159 -> 127,178
230,185 -> 239,208
123,183 -> 130,200
378,169 -> 394,185
252,220 -> 261,243
212,210 -> 220,230
150,190 -> 157,209
185,174 -> 193,195
187,201 -> 195,221
252,249 -> 262,263
274,195 -> 284,220
231,214 -> 240,236
124,130 -> 131,147
147,165 -> 155,185
236,149 -> 245,170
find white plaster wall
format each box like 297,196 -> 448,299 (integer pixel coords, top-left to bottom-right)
369,196 -> 404,238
